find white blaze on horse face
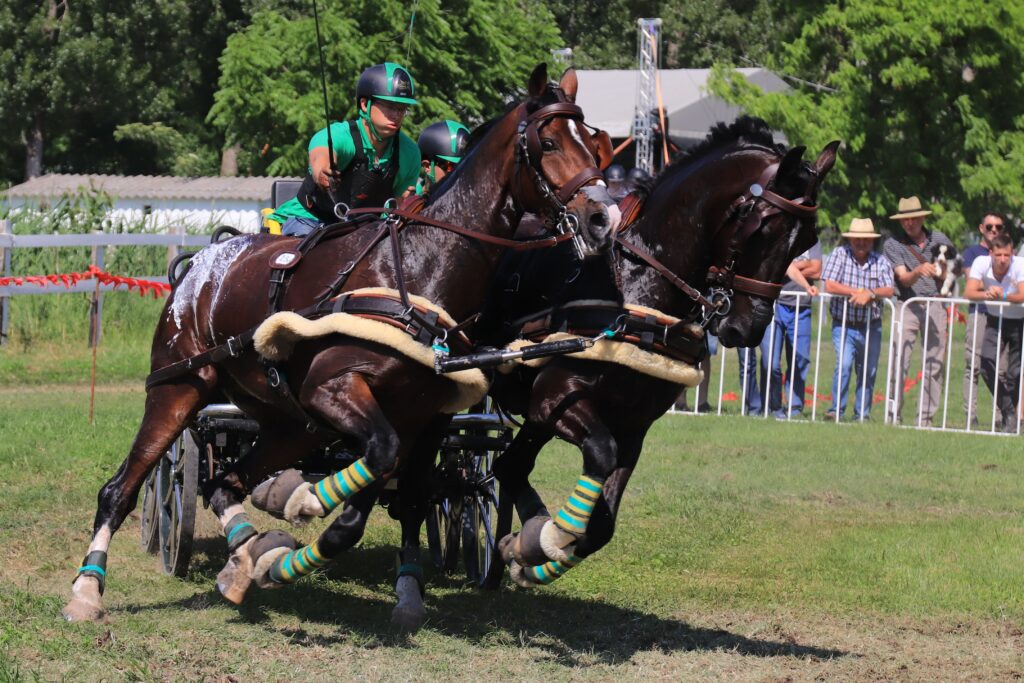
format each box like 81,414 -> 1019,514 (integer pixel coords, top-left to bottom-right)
170,237 -> 251,331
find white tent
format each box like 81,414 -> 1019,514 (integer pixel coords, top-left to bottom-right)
574,68 -> 789,145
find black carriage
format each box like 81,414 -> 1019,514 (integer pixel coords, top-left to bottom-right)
139,402 -> 511,586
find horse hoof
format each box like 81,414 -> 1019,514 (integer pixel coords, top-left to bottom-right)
513,516 -> 553,566
508,561 -> 538,589
217,540 -> 255,605
61,595 -> 107,623
498,533 -> 518,564
391,603 -> 427,632
539,519 -> 576,563
251,469 -> 308,520
249,530 -> 298,589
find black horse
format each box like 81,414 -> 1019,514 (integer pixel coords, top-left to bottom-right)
477,117 -> 839,589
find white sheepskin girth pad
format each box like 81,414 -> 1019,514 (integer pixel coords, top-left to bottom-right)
503,304 -> 703,386
253,289 -> 488,413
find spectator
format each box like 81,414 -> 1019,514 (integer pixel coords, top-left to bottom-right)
963,232 -> 1024,433
883,196 -> 955,427
760,244 -> 822,419
823,218 -> 895,421
737,344 -> 763,416
962,212 -> 1009,425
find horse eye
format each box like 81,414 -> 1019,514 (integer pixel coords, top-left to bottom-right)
541,138 -> 557,152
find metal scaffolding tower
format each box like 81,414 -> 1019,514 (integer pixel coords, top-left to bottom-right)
634,18 -> 661,174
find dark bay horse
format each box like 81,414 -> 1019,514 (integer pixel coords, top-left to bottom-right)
63,64 -> 618,623
477,118 -> 839,589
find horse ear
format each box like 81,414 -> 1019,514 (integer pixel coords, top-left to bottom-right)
814,140 -> 841,179
776,145 -> 806,180
559,68 -> 578,102
528,63 -> 549,99
591,129 -> 613,169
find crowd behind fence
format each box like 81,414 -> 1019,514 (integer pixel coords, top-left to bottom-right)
674,291 -> 1024,437
4,229 -> 1022,437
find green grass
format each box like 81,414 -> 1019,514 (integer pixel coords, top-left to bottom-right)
1,384 -> 1022,680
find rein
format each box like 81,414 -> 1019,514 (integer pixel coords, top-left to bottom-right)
613,160 -> 819,328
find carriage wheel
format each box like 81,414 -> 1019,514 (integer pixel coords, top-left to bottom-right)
139,466 -> 160,554
461,453 -> 499,587
156,429 -> 199,576
425,496 -> 463,573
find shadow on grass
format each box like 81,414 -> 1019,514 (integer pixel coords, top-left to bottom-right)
122,538 -> 852,665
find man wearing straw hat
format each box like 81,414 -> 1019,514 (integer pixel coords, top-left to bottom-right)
822,218 -> 895,421
883,196 -> 956,427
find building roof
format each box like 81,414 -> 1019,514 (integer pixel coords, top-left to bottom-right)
2,174 -> 303,202
575,68 -> 789,141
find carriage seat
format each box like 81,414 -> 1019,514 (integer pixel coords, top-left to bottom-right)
261,179 -> 304,235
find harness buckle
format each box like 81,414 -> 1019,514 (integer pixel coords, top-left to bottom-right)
333,202 -> 350,220
226,336 -> 244,358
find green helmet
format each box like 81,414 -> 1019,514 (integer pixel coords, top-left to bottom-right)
418,120 -> 471,164
355,62 -> 418,107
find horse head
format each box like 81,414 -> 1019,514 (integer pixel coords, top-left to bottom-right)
505,64 -> 619,255
710,137 -> 839,347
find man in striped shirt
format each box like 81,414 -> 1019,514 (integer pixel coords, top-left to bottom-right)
822,218 -> 895,421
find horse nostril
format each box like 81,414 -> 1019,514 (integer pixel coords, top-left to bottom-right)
589,211 -> 608,229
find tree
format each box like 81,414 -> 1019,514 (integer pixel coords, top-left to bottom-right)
0,1 -> 239,185
710,1 -> 1024,243
208,0 -> 562,176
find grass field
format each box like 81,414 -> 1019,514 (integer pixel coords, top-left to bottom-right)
2,382 -> 1023,681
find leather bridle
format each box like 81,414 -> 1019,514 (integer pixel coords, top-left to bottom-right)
511,88 -> 605,258
614,158 -> 820,329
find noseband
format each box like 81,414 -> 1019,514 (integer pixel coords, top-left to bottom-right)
614,158 -> 819,329
512,90 -> 605,257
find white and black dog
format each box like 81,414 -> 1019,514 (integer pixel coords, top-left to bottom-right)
934,244 -> 962,296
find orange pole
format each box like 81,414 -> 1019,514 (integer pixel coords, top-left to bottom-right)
612,135 -> 634,157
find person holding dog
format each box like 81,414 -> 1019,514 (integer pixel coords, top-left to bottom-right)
883,196 -> 956,427
962,211 -> 1009,425
963,231 -> 1024,432
822,218 -> 895,421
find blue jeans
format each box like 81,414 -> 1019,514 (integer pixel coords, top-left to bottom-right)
760,302 -> 812,415
281,216 -> 322,236
829,320 -> 882,420
736,346 -> 762,415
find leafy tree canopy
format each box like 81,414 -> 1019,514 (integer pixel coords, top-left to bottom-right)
209,0 -> 561,176
711,1 -> 1024,244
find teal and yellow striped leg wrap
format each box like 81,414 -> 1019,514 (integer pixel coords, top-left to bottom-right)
523,554 -> 583,585
313,457 -> 377,515
553,475 -> 605,536
269,541 -> 329,584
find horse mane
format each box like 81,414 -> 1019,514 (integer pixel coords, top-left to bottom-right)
625,116 -> 782,201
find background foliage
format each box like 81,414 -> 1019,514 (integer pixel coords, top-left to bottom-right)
2,1 -> 1023,243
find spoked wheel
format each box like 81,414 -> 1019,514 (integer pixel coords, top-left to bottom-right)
156,428 -> 199,576
425,495 -> 463,573
461,452 -> 499,587
139,465 -> 160,554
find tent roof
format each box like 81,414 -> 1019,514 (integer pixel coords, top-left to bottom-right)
574,68 -> 789,141
3,174 -> 301,202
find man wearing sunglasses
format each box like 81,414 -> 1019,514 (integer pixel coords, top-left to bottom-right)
962,211 -> 1010,426
268,62 -> 422,236
416,120 -> 470,195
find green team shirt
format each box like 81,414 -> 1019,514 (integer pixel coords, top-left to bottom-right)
269,120 -> 421,223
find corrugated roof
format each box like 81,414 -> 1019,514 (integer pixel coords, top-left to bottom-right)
2,174 -> 303,202
575,68 -> 789,140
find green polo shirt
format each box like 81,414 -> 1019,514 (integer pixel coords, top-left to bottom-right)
268,120 -> 420,223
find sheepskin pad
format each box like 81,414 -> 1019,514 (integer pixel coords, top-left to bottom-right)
503,302 -> 703,386
253,290 -> 488,413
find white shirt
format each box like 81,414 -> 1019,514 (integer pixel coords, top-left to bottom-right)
968,255 -> 1024,319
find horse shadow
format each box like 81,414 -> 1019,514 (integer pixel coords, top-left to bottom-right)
128,538 -> 852,665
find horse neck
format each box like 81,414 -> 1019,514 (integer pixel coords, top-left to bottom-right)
369,112 -> 523,321
618,148 -> 775,318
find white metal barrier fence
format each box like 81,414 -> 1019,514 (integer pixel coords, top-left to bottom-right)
673,292 -> 1024,436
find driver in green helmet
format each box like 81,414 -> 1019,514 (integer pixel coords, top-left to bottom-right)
415,120 -> 470,195
267,62 -> 422,236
